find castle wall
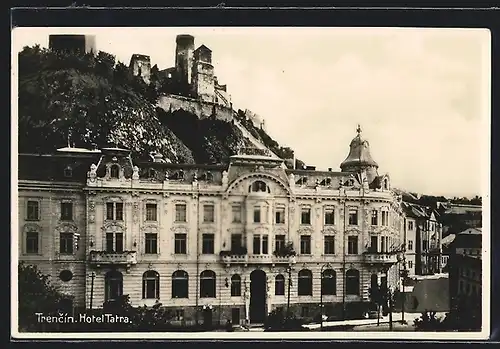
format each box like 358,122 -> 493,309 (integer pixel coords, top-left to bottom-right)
158,95 -> 233,122
192,61 -> 215,103
129,55 -> 151,85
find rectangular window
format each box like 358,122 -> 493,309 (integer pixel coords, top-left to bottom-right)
175,204 -> 187,222
301,208 -> 311,225
324,208 -> 335,225
231,234 -> 242,250
324,236 -> 335,255
60,202 -> 73,221
347,236 -> 358,255
275,234 -> 286,252
275,207 -> 285,224
146,203 -> 157,221
203,205 -> 215,223
106,203 -> 114,220
408,260 -> 413,269
381,236 -> 386,252
408,240 -> 413,251
423,240 -> 429,250
370,236 -> 378,252
26,231 -> 39,254
408,221 -> 414,230
348,208 -> 358,225
106,202 -> 124,221
262,235 -> 269,254
371,210 -> 378,226
382,211 -> 388,226
59,232 -> 74,254
106,233 -> 114,252
300,235 -> 311,254
202,234 -> 215,254
115,203 -> 123,221
27,200 -> 39,221
232,205 -> 242,223
253,235 -> 261,254
253,207 -> 261,223
174,234 -> 187,254
145,233 -> 158,254
115,233 -> 123,252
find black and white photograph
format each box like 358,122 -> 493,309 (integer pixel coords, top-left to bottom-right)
11,26 -> 490,340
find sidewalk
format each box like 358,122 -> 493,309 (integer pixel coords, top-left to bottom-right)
302,312 -> 435,330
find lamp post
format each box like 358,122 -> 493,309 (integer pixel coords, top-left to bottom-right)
320,263 -> 332,331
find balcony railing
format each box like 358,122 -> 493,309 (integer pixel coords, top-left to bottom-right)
363,251 -> 399,264
89,250 -> 138,267
220,253 -> 296,266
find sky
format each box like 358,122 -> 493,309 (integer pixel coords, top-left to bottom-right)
12,27 -> 490,198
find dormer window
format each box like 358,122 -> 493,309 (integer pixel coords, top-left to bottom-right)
383,178 -> 389,190
64,166 -> 73,178
250,180 -> 269,193
148,168 -> 156,179
110,165 -> 120,179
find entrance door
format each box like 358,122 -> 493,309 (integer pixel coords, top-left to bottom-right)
250,269 -> 267,323
231,308 -> 240,325
203,309 -> 213,329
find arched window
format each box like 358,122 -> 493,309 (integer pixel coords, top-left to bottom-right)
200,270 -> 216,298
148,168 -> 156,179
383,178 -> 389,190
142,271 -> 160,299
64,166 -> 73,178
275,274 -> 285,296
105,270 -> 123,302
250,180 -> 269,193
110,165 -> 120,179
346,269 -> 360,295
231,274 -> 241,297
298,269 -> 312,296
172,270 -> 188,298
321,269 -> 336,295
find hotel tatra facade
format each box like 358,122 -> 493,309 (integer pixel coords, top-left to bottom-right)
18,127 -> 405,326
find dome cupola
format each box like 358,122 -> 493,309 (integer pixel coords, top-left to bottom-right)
340,125 -> 379,173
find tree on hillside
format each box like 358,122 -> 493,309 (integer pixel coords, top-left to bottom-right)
18,262 -> 71,331
18,46 -> 192,162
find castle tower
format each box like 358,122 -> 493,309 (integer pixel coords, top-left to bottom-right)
192,44 -> 215,103
340,125 -> 379,182
49,34 -> 96,54
175,34 -> 195,93
129,54 -> 151,84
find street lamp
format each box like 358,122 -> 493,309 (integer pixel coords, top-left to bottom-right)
320,263 -> 332,331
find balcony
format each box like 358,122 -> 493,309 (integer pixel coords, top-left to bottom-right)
363,251 -> 399,265
89,250 -> 138,268
220,251 -> 296,267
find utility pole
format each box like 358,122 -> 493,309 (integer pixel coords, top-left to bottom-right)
286,266 -> 292,319
89,272 -> 95,311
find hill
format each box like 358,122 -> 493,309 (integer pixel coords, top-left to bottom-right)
17,45 -> 303,167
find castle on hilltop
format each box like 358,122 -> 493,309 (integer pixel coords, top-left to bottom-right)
129,34 -> 232,108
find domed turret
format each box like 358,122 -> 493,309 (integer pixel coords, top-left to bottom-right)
340,125 -> 379,180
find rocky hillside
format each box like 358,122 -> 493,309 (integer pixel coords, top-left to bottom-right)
17,46 -> 302,166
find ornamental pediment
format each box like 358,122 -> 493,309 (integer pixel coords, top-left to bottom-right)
321,226 -> 337,234
253,226 -> 270,235
23,223 -> 42,233
170,225 -> 188,233
274,227 -> 288,235
345,227 -> 361,234
55,223 -> 78,233
141,224 -> 159,233
101,222 -> 125,232
372,227 -> 390,234
297,226 -> 314,234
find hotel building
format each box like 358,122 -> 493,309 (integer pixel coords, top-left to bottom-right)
18,127 -> 405,326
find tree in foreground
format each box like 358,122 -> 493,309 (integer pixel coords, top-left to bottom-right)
18,262 -> 71,332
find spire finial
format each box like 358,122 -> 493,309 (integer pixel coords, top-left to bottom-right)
356,124 -> 362,135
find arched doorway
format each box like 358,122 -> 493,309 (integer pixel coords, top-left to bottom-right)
250,269 -> 267,323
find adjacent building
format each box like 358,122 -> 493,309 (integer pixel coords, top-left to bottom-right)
401,202 -> 443,276
447,227 -> 482,329
18,127 -> 405,326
